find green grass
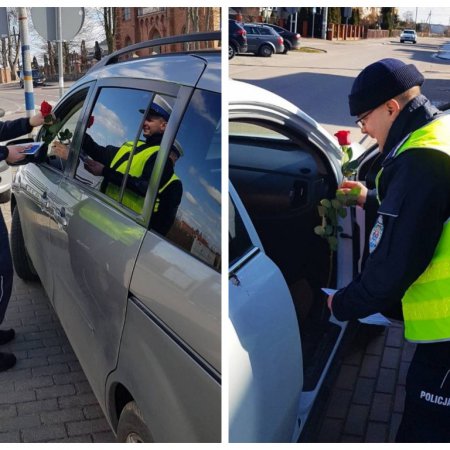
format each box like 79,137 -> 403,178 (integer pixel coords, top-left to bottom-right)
294,47 -> 326,53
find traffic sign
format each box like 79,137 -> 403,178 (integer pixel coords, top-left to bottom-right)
31,7 -> 84,41
0,7 -> 8,38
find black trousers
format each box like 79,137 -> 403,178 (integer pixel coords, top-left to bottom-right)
0,211 -> 13,324
396,342 -> 450,443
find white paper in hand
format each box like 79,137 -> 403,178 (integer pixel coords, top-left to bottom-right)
321,287 -> 391,327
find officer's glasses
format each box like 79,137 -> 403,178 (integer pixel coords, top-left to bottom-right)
355,109 -> 374,129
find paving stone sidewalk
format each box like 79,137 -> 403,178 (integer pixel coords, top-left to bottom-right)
0,203 -> 115,443
316,321 -> 414,443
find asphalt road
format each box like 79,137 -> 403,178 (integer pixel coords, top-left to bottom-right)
0,81 -> 75,123
230,36 -> 450,145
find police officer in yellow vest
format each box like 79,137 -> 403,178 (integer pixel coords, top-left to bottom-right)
80,96 -> 183,236
327,59 -> 450,442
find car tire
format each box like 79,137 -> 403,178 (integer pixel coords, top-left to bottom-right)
282,42 -> 291,54
117,401 -> 154,443
0,189 -> 11,204
229,44 -> 236,59
10,207 -> 39,282
259,44 -> 273,57
400,40 -> 404,43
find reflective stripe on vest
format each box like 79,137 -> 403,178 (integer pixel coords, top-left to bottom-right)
153,173 -> 180,213
375,114 -> 450,343
105,141 -> 159,213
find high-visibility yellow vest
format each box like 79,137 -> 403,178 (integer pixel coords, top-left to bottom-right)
376,114 -> 450,342
153,173 -> 180,213
105,140 -> 179,215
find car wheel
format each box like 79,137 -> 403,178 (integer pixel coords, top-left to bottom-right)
282,42 -> 290,54
229,44 -> 236,59
413,41 -> 416,44
259,44 -> 273,57
10,207 -> 39,282
117,401 -> 154,443
400,40 -> 404,43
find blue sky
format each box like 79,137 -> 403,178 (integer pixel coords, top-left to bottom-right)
397,7 -> 450,26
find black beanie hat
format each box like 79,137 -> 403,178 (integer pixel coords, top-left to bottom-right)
348,58 -> 424,116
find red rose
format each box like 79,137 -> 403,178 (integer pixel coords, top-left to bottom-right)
87,116 -> 94,128
334,130 -> 351,146
40,100 -> 52,116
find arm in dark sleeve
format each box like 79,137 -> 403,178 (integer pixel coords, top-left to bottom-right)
102,151 -> 158,195
364,188 -> 379,212
0,118 -> 32,141
82,133 -> 119,166
333,150 -> 450,321
150,180 -> 183,235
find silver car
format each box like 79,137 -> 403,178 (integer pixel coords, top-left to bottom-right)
9,32 -> 221,443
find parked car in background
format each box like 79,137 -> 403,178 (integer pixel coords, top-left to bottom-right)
243,23 -> 284,57
18,69 -> 46,88
229,19 -> 248,59
256,23 -> 301,53
400,29 -> 417,44
9,32 -> 221,443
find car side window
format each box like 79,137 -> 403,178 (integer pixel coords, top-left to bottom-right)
74,87 -> 153,194
41,89 -> 89,172
229,196 -> 253,266
229,120 -> 289,141
154,89 -> 221,271
259,28 -> 271,35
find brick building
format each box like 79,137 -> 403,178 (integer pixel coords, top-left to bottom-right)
115,7 -> 221,54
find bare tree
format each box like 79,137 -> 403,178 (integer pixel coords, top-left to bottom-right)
103,7 -> 117,53
5,8 -> 21,80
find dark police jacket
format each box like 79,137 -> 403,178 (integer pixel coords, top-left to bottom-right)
332,96 -> 450,326
82,132 -> 182,235
0,118 -> 32,161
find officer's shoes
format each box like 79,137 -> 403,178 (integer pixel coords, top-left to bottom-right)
0,329 -> 15,345
0,352 -> 17,372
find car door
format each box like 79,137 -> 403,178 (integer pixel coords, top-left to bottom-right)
243,25 -> 258,53
228,87 -> 357,442
47,81 -> 179,404
229,184 -> 303,443
12,83 -> 94,305
118,86 -> 222,441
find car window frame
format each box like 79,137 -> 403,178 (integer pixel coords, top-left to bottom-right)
38,81 -> 96,176
65,77 -> 183,228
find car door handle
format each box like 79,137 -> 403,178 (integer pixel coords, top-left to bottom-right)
229,273 -> 241,286
54,206 -> 68,230
40,191 -> 51,212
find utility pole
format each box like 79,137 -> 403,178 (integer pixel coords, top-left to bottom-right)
321,7 -> 328,39
415,7 -> 418,31
57,7 -> 64,97
17,7 -> 34,121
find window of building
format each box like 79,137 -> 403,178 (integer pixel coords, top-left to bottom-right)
123,8 -> 131,21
